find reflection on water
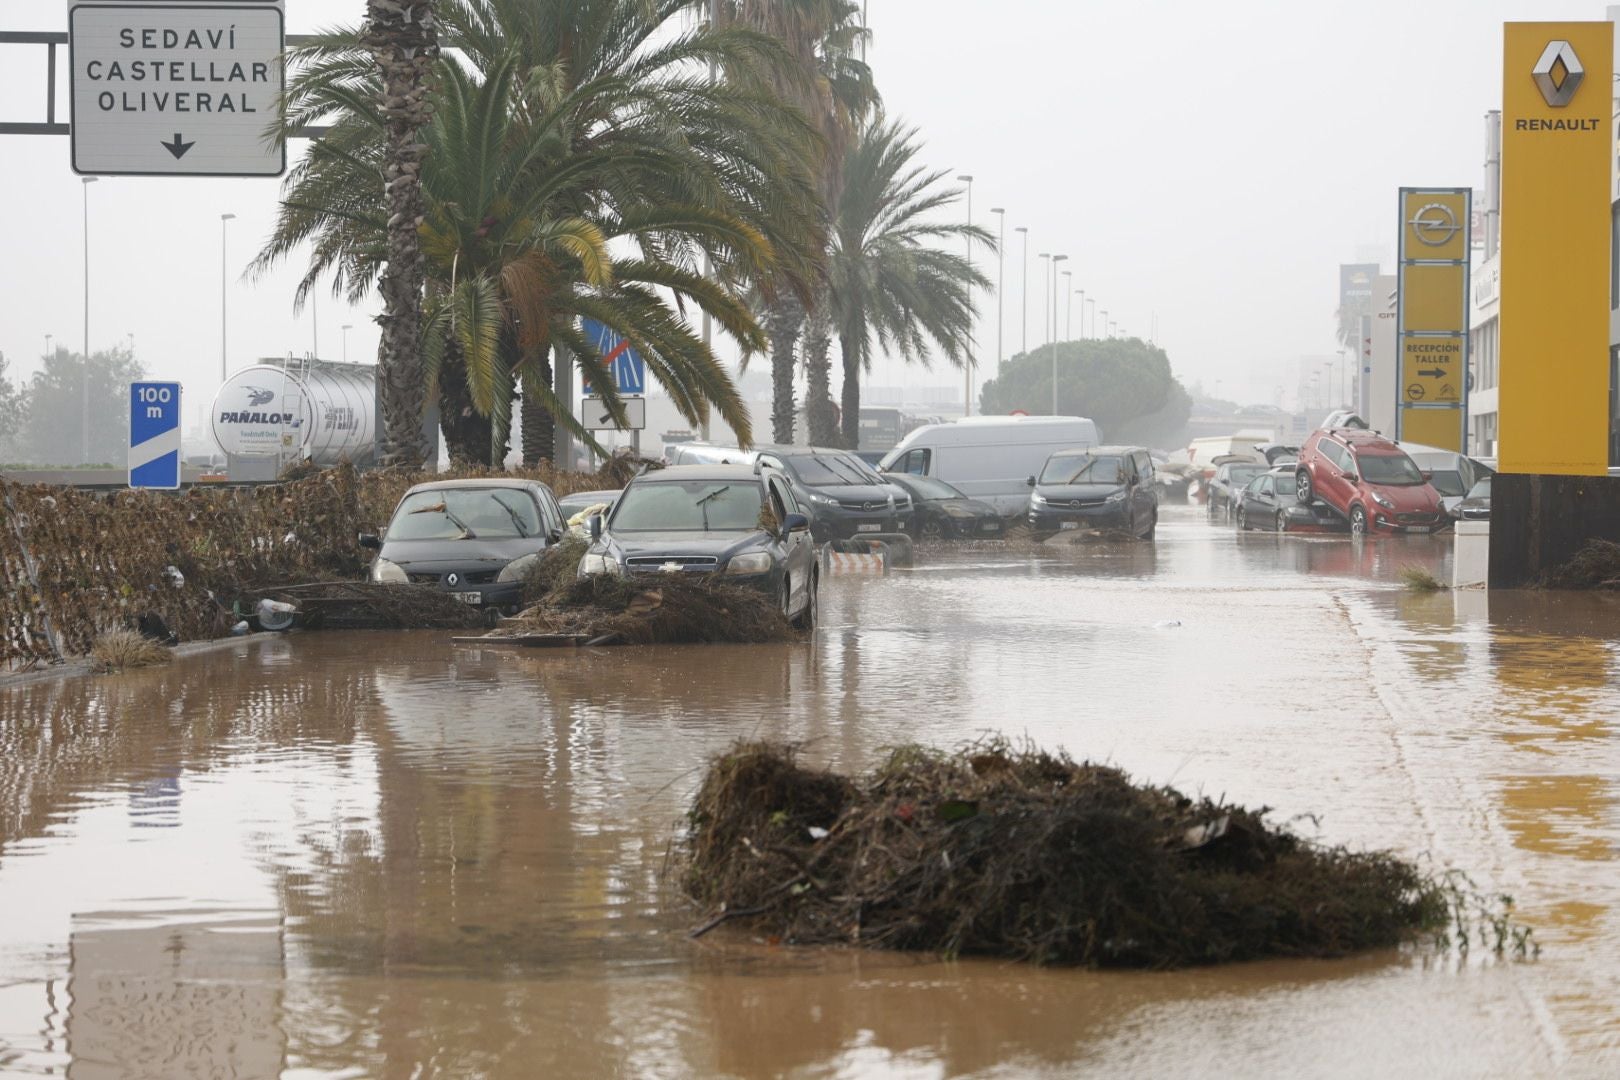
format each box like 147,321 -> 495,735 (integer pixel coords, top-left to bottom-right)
0,506 -> 1616,1076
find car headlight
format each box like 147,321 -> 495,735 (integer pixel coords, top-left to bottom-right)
1106,489 -> 1128,503
1372,493 -> 1395,510
1030,492 -> 1048,507
371,557 -> 408,583
579,552 -> 621,576
726,551 -> 773,574
496,552 -> 540,583
806,491 -> 838,506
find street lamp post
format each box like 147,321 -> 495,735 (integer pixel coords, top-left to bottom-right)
1051,254 -> 1068,415
44,334 -> 52,359
990,207 -> 1005,374
1085,298 -> 1095,340
1038,254 -> 1051,352
1076,290 -> 1086,339
1062,270 -> 1073,340
342,324 -> 354,364
956,174 -> 973,416
81,176 -> 98,465
1016,227 -> 1029,355
1100,310 -> 1109,339
220,212 -> 236,381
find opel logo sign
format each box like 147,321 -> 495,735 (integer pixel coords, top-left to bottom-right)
863,502 -> 876,512
1408,202 -> 1462,247
446,572 -> 459,586
1532,40 -> 1584,108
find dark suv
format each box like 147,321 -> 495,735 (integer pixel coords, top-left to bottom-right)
753,446 -> 912,543
1294,429 -> 1446,536
1027,445 -> 1158,539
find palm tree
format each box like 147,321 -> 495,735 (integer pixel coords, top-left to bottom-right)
828,119 -> 992,449
260,0 -> 823,465
360,0 -> 438,467
713,0 -> 877,446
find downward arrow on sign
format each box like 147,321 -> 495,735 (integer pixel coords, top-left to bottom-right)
161,133 -> 195,159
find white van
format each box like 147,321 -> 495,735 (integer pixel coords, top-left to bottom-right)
878,415 -> 1102,514
1185,429 -> 1278,476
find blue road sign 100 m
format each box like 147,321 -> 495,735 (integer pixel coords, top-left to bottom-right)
129,381 -> 182,489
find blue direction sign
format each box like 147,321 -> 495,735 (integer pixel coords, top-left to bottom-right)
580,318 -> 646,396
129,381 -> 182,489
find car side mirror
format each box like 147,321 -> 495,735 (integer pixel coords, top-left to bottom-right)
588,514 -> 603,541
358,532 -> 381,550
1026,476 -> 1036,487
549,528 -> 563,543
782,512 -> 811,533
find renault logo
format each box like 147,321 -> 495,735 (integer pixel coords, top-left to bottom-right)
1533,40 -> 1584,108
446,573 -> 459,586
1408,202 -> 1462,247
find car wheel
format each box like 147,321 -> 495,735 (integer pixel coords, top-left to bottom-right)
780,577 -> 793,619
791,569 -> 818,631
920,518 -> 944,541
1275,510 -> 1288,533
1350,505 -> 1368,537
1295,469 -> 1314,504
1142,511 -> 1157,540
1236,506 -> 1248,531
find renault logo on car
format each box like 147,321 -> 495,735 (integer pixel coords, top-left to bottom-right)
1407,202 -> 1462,247
1532,40 -> 1584,108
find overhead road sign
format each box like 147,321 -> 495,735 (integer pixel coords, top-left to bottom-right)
579,318 -> 647,396
69,0 -> 286,177
129,381 -> 182,489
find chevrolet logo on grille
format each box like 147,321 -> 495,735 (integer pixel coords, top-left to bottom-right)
661,561 -> 683,572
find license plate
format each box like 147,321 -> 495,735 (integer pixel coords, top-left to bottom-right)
981,521 -> 1000,531
1406,526 -> 1431,534
1059,521 -> 1080,531
452,591 -> 482,605
857,523 -> 882,532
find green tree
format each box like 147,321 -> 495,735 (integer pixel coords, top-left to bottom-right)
263,0 -> 821,465
830,119 -> 990,449
18,346 -> 145,467
0,353 -> 25,463
714,0 -> 877,446
979,336 -> 1190,448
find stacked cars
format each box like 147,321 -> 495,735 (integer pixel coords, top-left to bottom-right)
1293,429 -> 1449,536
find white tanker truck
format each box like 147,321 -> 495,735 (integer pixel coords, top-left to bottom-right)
210,357 -> 379,475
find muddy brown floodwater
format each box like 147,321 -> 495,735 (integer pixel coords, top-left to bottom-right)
2,505 -> 1618,1077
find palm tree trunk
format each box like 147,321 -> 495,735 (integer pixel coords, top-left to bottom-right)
766,294 -> 804,445
363,0 -> 438,468
489,324 -> 518,467
839,330 -> 862,450
520,347 -> 555,467
803,295 -> 838,447
437,335 -> 493,466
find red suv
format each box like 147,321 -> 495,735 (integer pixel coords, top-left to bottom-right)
1294,429 -> 1447,536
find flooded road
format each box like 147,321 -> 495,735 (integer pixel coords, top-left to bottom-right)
2,504 -> 1617,1077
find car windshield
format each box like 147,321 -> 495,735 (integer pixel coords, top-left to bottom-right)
1424,469 -> 1467,497
387,488 -> 541,541
1467,477 -> 1492,499
896,475 -> 962,500
1229,466 -> 1266,486
788,455 -> 874,486
1355,453 -> 1424,485
1040,454 -> 1125,485
609,480 -> 765,532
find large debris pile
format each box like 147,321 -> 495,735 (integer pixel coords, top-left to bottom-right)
1538,538 -> 1620,590
683,741 -> 1450,967
484,541 -> 797,646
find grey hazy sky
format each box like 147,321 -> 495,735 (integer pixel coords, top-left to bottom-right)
0,0 -> 1607,430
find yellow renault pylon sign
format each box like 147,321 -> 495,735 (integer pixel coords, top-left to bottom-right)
1500,23 -> 1614,475
1396,188 -> 1470,450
